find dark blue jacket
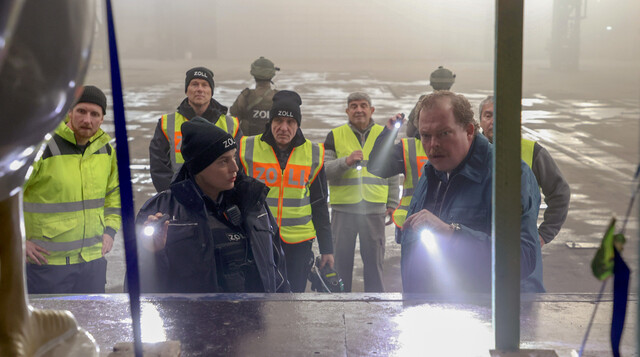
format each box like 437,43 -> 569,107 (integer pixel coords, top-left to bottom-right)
401,134 -> 544,293
136,172 -> 290,293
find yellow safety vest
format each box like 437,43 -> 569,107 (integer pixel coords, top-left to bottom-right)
329,124 -> 388,205
239,135 -> 324,244
161,112 -> 240,173
392,138 -> 428,228
23,121 -> 121,265
521,138 -> 535,168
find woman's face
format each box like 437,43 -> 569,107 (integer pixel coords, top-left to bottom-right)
194,149 -> 238,199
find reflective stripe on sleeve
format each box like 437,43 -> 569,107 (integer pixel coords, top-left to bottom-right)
24,198 -> 105,213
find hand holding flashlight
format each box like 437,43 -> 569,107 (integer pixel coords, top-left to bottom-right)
402,209 -> 450,236
346,150 -> 364,169
141,212 -> 170,252
386,113 -> 405,130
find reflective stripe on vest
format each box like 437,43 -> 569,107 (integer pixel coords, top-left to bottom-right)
32,235 -> 103,253
392,138 -> 428,228
521,138 -> 535,168
162,112 -> 240,174
240,135 -> 324,244
329,124 -> 388,205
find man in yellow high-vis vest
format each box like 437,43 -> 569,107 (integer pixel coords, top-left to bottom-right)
149,66 -> 243,192
368,113 -> 427,244
24,86 -> 121,294
478,95 -> 570,247
324,92 -> 400,292
239,90 -> 334,292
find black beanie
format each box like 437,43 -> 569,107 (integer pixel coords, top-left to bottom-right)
78,85 -> 107,114
185,66 -> 215,93
269,90 -> 302,125
181,117 -> 236,176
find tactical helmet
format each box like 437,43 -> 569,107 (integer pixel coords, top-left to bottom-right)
250,56 -> 278,80
429,66 -> 456,90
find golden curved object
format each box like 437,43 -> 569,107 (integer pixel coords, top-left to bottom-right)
0,0 -> 99,355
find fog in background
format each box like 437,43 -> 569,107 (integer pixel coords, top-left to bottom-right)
86,0 -> 640,294
110,0 -> 639,63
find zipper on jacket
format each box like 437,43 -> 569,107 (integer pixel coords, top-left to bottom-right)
437,174 -> 457,219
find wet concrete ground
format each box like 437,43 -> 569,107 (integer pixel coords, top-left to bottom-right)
80,58 -> 639,295
30,293 -> 637,356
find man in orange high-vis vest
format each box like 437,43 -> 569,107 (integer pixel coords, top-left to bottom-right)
239,90 -> 334,292
149,66 -> 243,192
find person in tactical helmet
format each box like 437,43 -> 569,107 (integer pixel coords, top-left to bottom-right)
230,57 -> 280,136
405,66 -> 456,138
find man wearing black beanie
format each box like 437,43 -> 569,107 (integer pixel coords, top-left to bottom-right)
24,85 -> 121,294
137,117 -> 289,293
238,90 -> 334,293
149,66 -> 244,193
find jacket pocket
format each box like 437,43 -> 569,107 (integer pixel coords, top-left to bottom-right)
446,208 -> 489,233
165,223 -> 206,277
251,210 -> 274,234
41,217 -> 77,239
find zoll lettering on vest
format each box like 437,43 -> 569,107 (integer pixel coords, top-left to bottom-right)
239,135 -> 324,244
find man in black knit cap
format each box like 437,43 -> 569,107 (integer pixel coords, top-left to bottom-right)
24,85 -> 121,294
138,117 -> 289,293
149,66 -> 243,192
238,90 -> 334,292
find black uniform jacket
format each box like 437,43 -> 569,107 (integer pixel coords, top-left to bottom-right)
136,170 -> 290,293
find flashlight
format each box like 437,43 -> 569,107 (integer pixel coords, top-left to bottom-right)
420,229 -> 437,253
394,113 -> 405,129
143,214 -> 170,237
355,160 -> 362,171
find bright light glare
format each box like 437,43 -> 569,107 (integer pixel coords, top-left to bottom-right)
393,305 -> 493,355
141,303 -> 167,343
356,164 -> 362,171
143,225 -> 155,236
21,146 -> 35,157
606,26 -> 612,31
420,229 -> 437,253
9,160 -> 24,171
54,91 -> 67,114
25,166 -> 34,180
394,122 -> 401,129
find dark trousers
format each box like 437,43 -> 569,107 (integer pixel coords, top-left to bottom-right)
27,257 -> 107,294
281,240 -> 314,293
